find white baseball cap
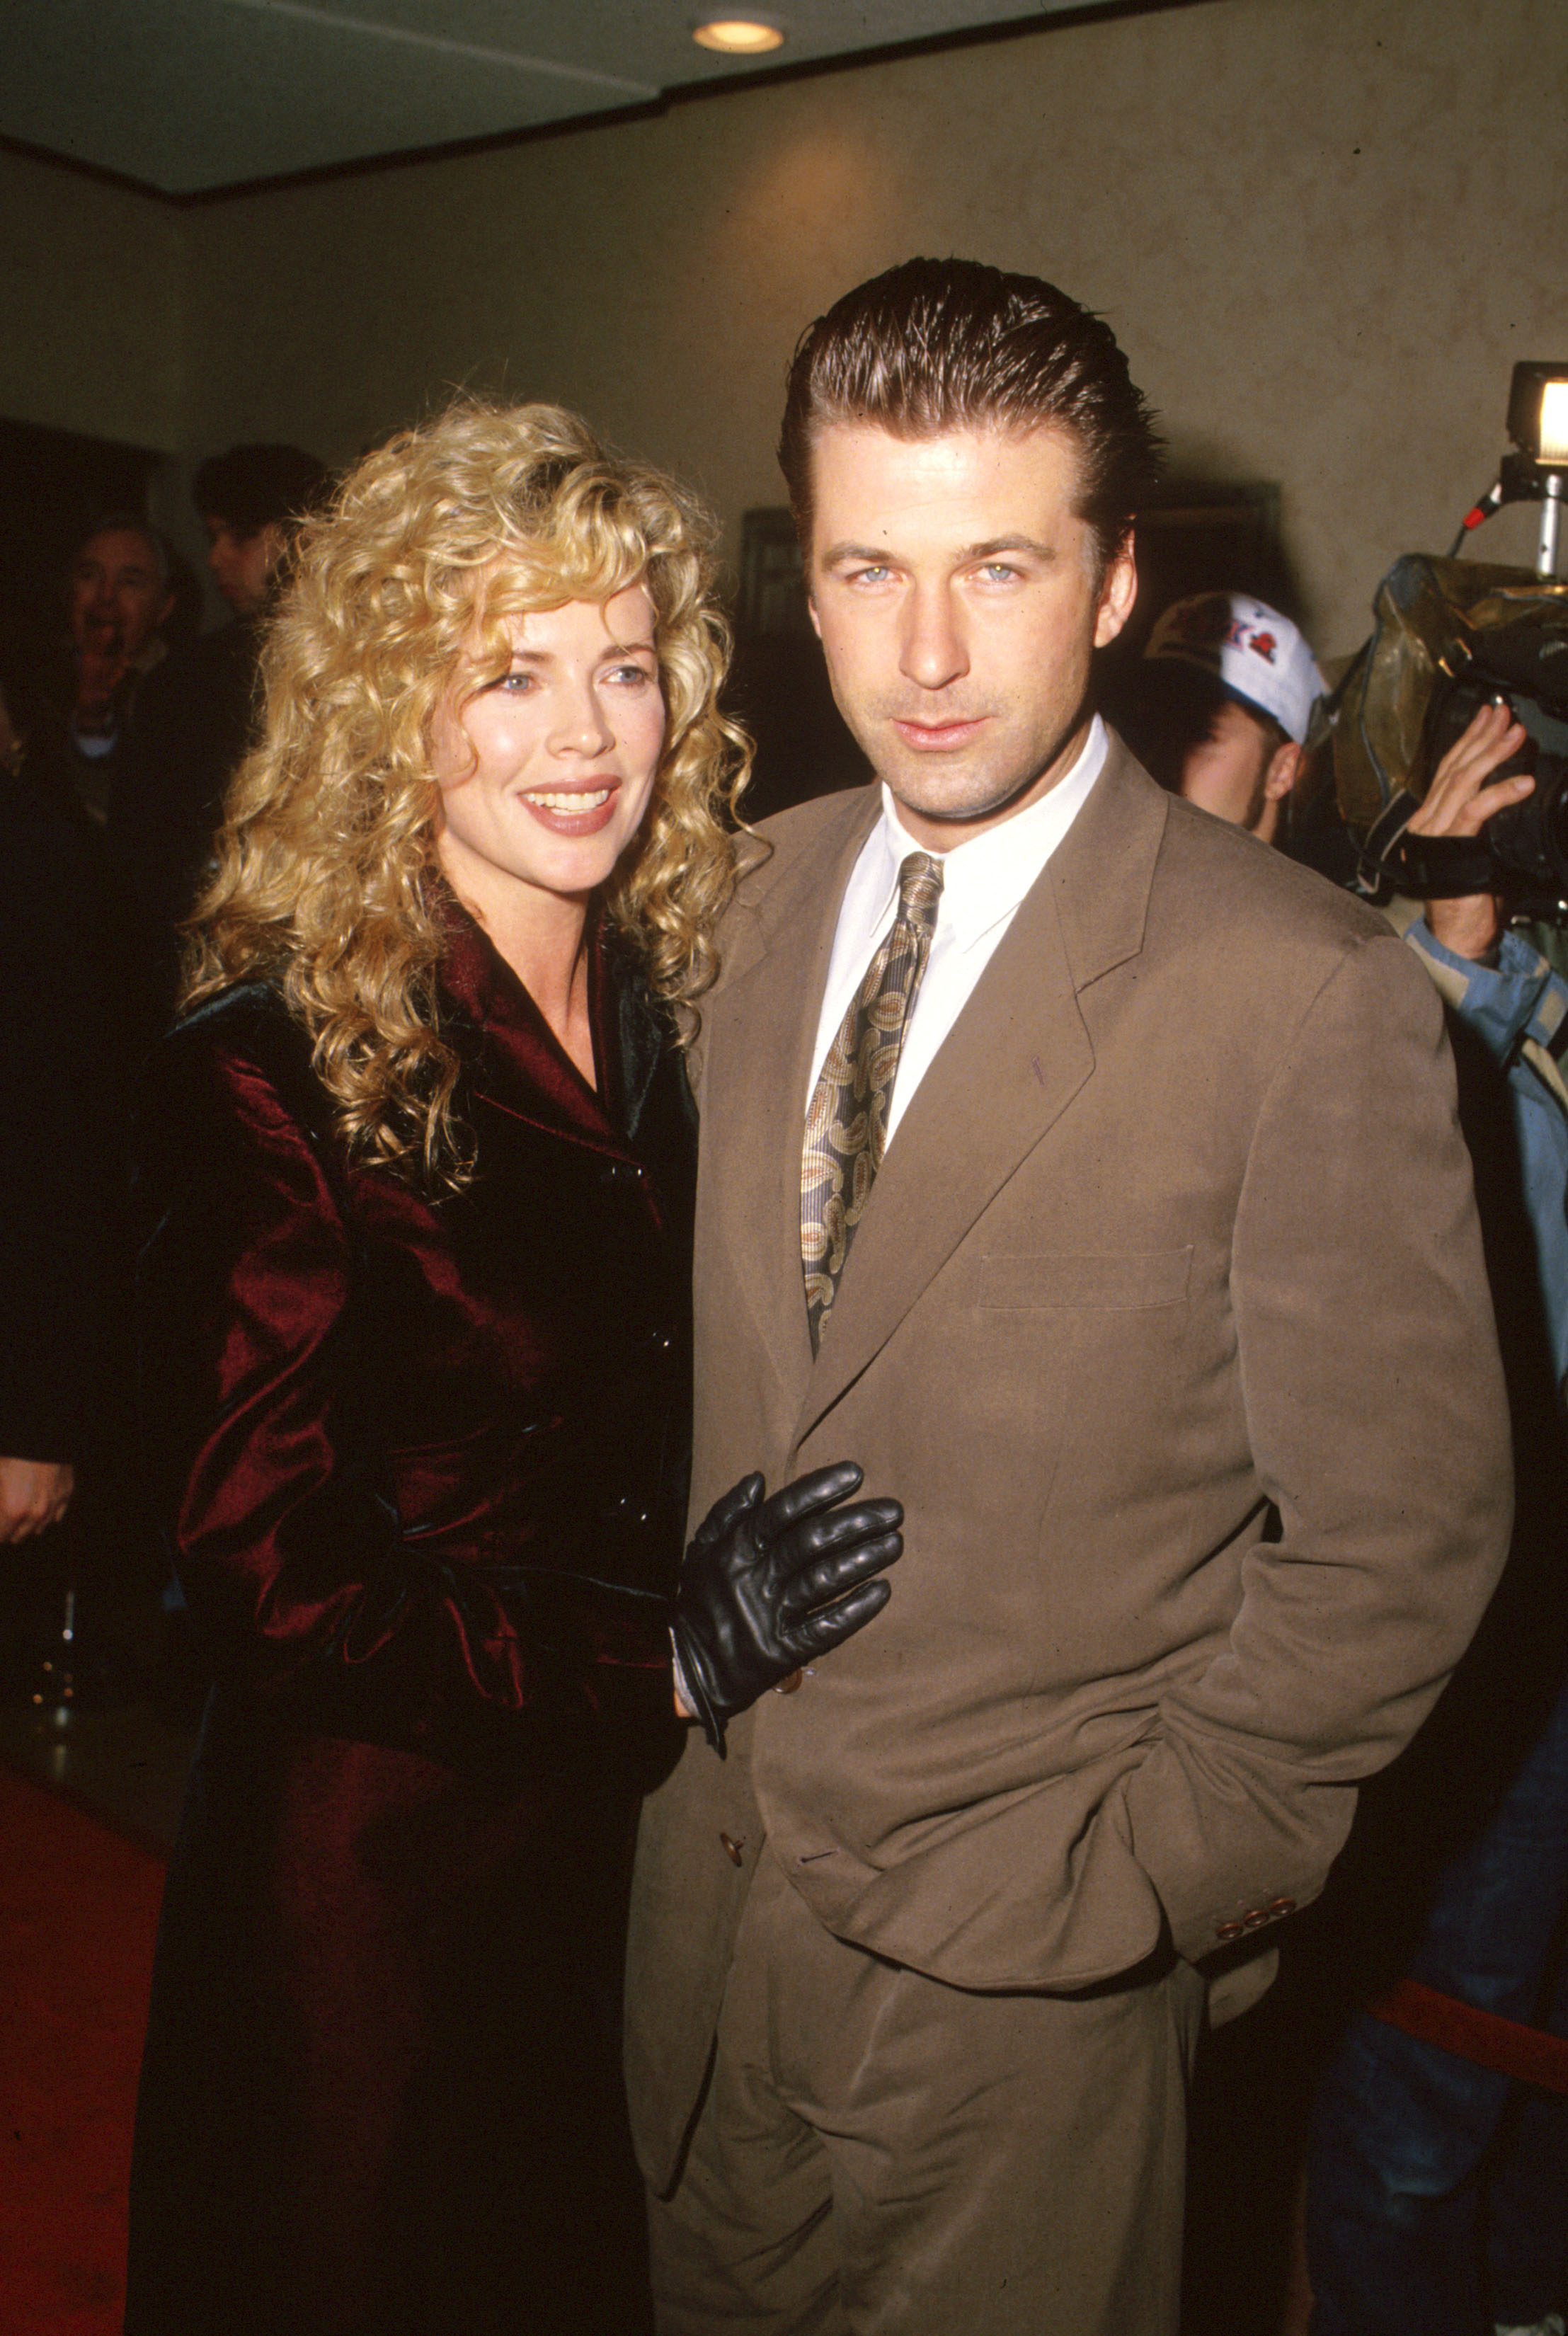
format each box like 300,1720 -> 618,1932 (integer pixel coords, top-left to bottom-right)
1143,592 -> 1324,745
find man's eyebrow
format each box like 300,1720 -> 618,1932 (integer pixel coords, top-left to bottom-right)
962,534 -> 1055,561
819,541 -> 899,568
818,534 -> 1058,566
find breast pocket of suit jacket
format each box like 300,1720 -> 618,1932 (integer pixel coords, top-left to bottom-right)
975,1249 -> 1194,1314
976,1245 -> 1201,1516
891,1249 -> 1186,1511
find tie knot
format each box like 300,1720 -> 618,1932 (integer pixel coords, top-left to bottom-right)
895,852 -> 944,937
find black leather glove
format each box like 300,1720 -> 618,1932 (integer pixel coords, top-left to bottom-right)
672,1462 -> 903,1754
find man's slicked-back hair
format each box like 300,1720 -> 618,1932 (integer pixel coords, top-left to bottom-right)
779,258 -> 1164,568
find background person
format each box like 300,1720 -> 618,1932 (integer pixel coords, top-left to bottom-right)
193,440 -> 333,620
0,651 -> 115,1547
124,401 -> 900,2336
33,515 -> 176,826
1123,588 -> 1322,844
109,442 -> 330,1030
0,639 -> 119,1704
1305,701 -> 1568,2336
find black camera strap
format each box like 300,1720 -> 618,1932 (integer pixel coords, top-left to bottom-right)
1357,791 -> 1499,901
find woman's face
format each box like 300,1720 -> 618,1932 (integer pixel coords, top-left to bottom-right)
430,585 -> 665,927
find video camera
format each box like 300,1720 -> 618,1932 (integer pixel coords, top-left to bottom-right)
1316,362 -> 1568,924
1367,619 -> 1568,917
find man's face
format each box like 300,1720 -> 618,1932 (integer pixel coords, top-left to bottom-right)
806,421 -> 1136,849
205,515 -> 287,616
1178,697 -> 1299,845
69,527 -> 172,661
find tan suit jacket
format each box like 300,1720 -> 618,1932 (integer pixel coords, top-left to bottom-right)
626,736 -> 1513,2194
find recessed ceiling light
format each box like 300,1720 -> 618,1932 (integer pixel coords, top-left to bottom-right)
692,16 -> 785,54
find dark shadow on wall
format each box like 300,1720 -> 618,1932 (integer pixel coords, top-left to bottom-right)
727,508 -> 871,828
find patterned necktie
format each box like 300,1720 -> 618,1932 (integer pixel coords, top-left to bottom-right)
801,852 -> 944,1351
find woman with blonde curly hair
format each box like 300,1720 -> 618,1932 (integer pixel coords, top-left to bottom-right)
123,401 -> 900,2335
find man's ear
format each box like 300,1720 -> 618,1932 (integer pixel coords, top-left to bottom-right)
258,522 -> 290,580
806,590 -> 823,641
1265,740 -> 1305,802
1093,532 -> 1138,651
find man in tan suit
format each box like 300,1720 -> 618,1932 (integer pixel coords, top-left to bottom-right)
626,258 -> 1514,2335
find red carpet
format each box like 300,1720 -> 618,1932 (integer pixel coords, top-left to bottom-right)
0,1765 -> 166,2335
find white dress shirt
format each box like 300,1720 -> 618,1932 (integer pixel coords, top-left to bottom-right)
807,716 -> 1109,1143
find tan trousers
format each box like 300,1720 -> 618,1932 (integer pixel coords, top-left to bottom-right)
649,1848 -> 1206,2336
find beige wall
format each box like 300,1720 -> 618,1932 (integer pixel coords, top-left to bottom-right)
0,147 -> 185,454
8,0 -> 1564,655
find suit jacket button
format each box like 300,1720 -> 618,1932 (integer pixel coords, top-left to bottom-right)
1242,1908 -> 1271,1930
1215,1920 -> 1246,1942
719,1833 -> 745,1867
1267,1898 -> 1297,1918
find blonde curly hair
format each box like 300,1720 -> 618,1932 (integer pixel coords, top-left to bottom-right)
184,399 -> 748,1186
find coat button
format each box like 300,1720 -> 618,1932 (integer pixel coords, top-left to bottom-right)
1267,1898 -> 1297,1918
1215,1920 -> 1246,1942
1242,1908 -> 1271,1930
719,1833 -> 745,1867
773,1669 -> 803,1695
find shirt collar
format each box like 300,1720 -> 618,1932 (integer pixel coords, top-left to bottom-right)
868,715 -> 1109,951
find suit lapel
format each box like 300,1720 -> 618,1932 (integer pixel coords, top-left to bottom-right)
796,739 -> 1168,1441
707,791 -> 883,1414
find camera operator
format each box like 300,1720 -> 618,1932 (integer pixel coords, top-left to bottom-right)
1305,700 -> 1568,2336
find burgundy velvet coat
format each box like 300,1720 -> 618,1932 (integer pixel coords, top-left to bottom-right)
125,910 -> 693,2336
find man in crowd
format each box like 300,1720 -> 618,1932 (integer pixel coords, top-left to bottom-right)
193,442 -> 326,623
35,516 -> 175,825
0,641 -> 116,1697
109,441 -> 326,1025
1117,589 -> 1568,2332
624,257 -> 1515,2333
1125,587 -> 1322,843
1304,702 -> 1568,2336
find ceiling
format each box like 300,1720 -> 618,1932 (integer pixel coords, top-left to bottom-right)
2,0 -> 1144,200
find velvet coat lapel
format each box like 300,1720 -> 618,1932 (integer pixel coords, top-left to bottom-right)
437,903 -> 659,1168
